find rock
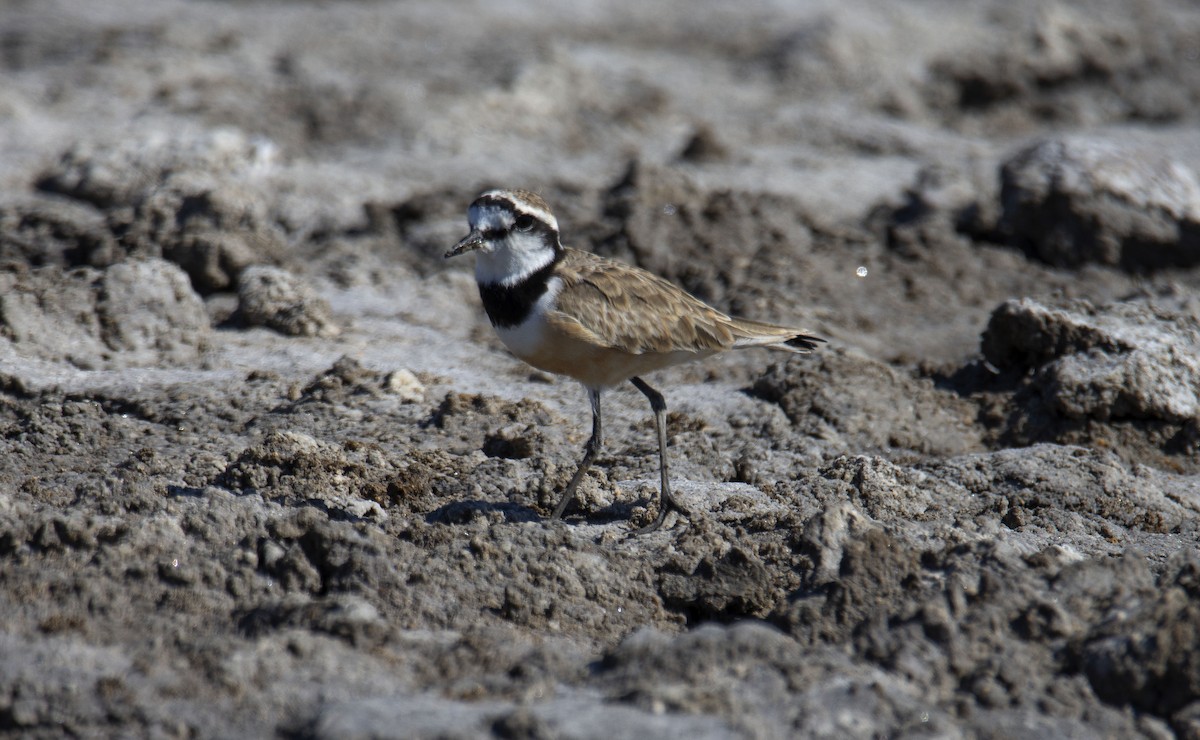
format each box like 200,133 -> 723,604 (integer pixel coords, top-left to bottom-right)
998,137 -> 1200,270
384,369 -> 425,403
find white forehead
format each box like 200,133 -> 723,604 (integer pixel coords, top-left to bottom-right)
472,190 -> 558,231
467,202 -> 515,231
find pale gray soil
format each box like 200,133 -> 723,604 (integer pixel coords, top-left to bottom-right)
2,0 -> 1200,737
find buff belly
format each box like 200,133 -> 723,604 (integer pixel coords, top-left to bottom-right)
496,312 -> 709,389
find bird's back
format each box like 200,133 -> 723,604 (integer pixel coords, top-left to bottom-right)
549,248 -> 822,356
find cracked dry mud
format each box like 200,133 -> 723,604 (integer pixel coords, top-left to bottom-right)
2,0 -> 1200,737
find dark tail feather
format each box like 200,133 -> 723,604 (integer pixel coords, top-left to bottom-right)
785,333 -> 826,352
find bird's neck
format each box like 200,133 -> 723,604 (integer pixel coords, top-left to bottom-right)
477,251 -> 561,328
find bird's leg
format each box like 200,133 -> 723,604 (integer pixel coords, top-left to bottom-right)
551,388 -> 602,520
629,376 -> 688,533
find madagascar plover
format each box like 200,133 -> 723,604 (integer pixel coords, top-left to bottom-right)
446,189 -> 824,532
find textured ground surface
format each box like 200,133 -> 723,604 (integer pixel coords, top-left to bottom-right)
2,0 -> 1200,737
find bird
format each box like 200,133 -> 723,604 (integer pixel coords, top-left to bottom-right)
445,188 -> 824,533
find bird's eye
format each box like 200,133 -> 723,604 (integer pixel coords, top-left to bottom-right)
514,215 -> 535,232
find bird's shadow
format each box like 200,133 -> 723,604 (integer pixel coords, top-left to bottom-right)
165,485 -> 208,499
424,498 -> 650,527
424,499 -> 543,525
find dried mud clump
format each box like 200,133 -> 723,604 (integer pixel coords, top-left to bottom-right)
235,266 -> 339,338
214,360 -> 467,516
998,138 -> 1200,270
3,0 -> 1200,737
0,258 -> 210,369
36,130 -> 285,293
750,347 -> 983,458
926,5 -> 1200,127
981,297 -> 1200,466
0,195 -> 118,269
596,162 -> 815,314
118,172 -> 284,295
1078,553 -> 1200,732
218,430 -> 391,517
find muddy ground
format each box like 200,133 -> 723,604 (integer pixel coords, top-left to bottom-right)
2,0 -> 1200,737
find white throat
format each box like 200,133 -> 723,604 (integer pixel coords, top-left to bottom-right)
474,234 -> 556,286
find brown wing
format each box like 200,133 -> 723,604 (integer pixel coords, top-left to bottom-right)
548,248 -> 738,354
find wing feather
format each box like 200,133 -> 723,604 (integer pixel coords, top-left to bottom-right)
549,248 -> 780,355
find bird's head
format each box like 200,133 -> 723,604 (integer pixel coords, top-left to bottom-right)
446,189 -> 562,286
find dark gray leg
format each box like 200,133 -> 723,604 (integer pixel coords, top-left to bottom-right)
551,388 -> 602,520
629,376 -> 687,533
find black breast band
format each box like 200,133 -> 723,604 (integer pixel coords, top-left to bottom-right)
478,258 -> 559,328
